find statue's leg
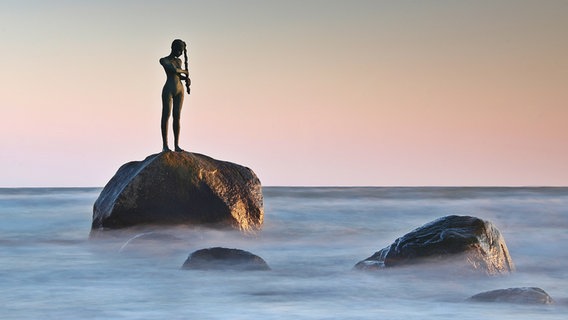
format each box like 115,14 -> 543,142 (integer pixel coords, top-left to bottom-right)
161,93 -> 173,152
173,93 -> 184,152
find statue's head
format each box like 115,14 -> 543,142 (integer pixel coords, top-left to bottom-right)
171,39 -> 186,57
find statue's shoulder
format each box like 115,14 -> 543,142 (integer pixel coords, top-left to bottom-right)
160,56 -> 181,67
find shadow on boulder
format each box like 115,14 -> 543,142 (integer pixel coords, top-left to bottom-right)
181,247 -> 271,271
354,215 -> 515,275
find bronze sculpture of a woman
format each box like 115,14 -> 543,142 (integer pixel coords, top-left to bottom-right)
160,39 -> 191,152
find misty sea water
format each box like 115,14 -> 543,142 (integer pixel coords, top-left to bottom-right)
1,187 -> 567,319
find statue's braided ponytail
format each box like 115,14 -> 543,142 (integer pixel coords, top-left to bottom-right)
183,45 -> 190,95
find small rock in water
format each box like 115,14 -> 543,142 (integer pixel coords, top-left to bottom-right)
181,247 -> 270,271
468,287 -> 554,305
354,215 -> 515,275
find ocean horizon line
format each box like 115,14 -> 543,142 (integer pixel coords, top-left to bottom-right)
1,185 -> 567,189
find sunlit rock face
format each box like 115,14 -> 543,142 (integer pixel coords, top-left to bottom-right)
92,152 -> 263,232
182,247 -> 271,271
468,287 -> 554,305
354,215 -> 515,275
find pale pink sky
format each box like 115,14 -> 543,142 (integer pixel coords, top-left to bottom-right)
1,1 -> 567,186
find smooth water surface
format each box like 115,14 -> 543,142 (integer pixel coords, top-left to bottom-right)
1,187 -> 567,319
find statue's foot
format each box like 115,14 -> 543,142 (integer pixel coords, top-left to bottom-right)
162,146 -> 171,152
175,146 -> 184,152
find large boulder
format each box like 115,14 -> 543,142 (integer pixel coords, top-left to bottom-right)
182,247 -> 271,271
468,287 -> 554,305
354,215 -> 515,275
92,151 -> 263,231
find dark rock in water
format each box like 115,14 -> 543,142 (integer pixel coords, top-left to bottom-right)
354,215 -> 515,275
182,247 -> 270,271
92,151 -> 263,232
468,287 -> 554,305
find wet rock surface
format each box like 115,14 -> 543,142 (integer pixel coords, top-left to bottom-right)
182,247 -> 270,271
468,287 -> 554,305
92,151 -> 263,232
354,215 -> 515,275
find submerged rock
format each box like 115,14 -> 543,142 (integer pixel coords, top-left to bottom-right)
92,151 -> 263,232
468,287 -> 554,305
118,232 -> 183,254
182,247 -> 270,271
354,215 -> 515,275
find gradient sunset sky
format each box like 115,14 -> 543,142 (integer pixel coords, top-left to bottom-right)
1,0 -> 567,187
